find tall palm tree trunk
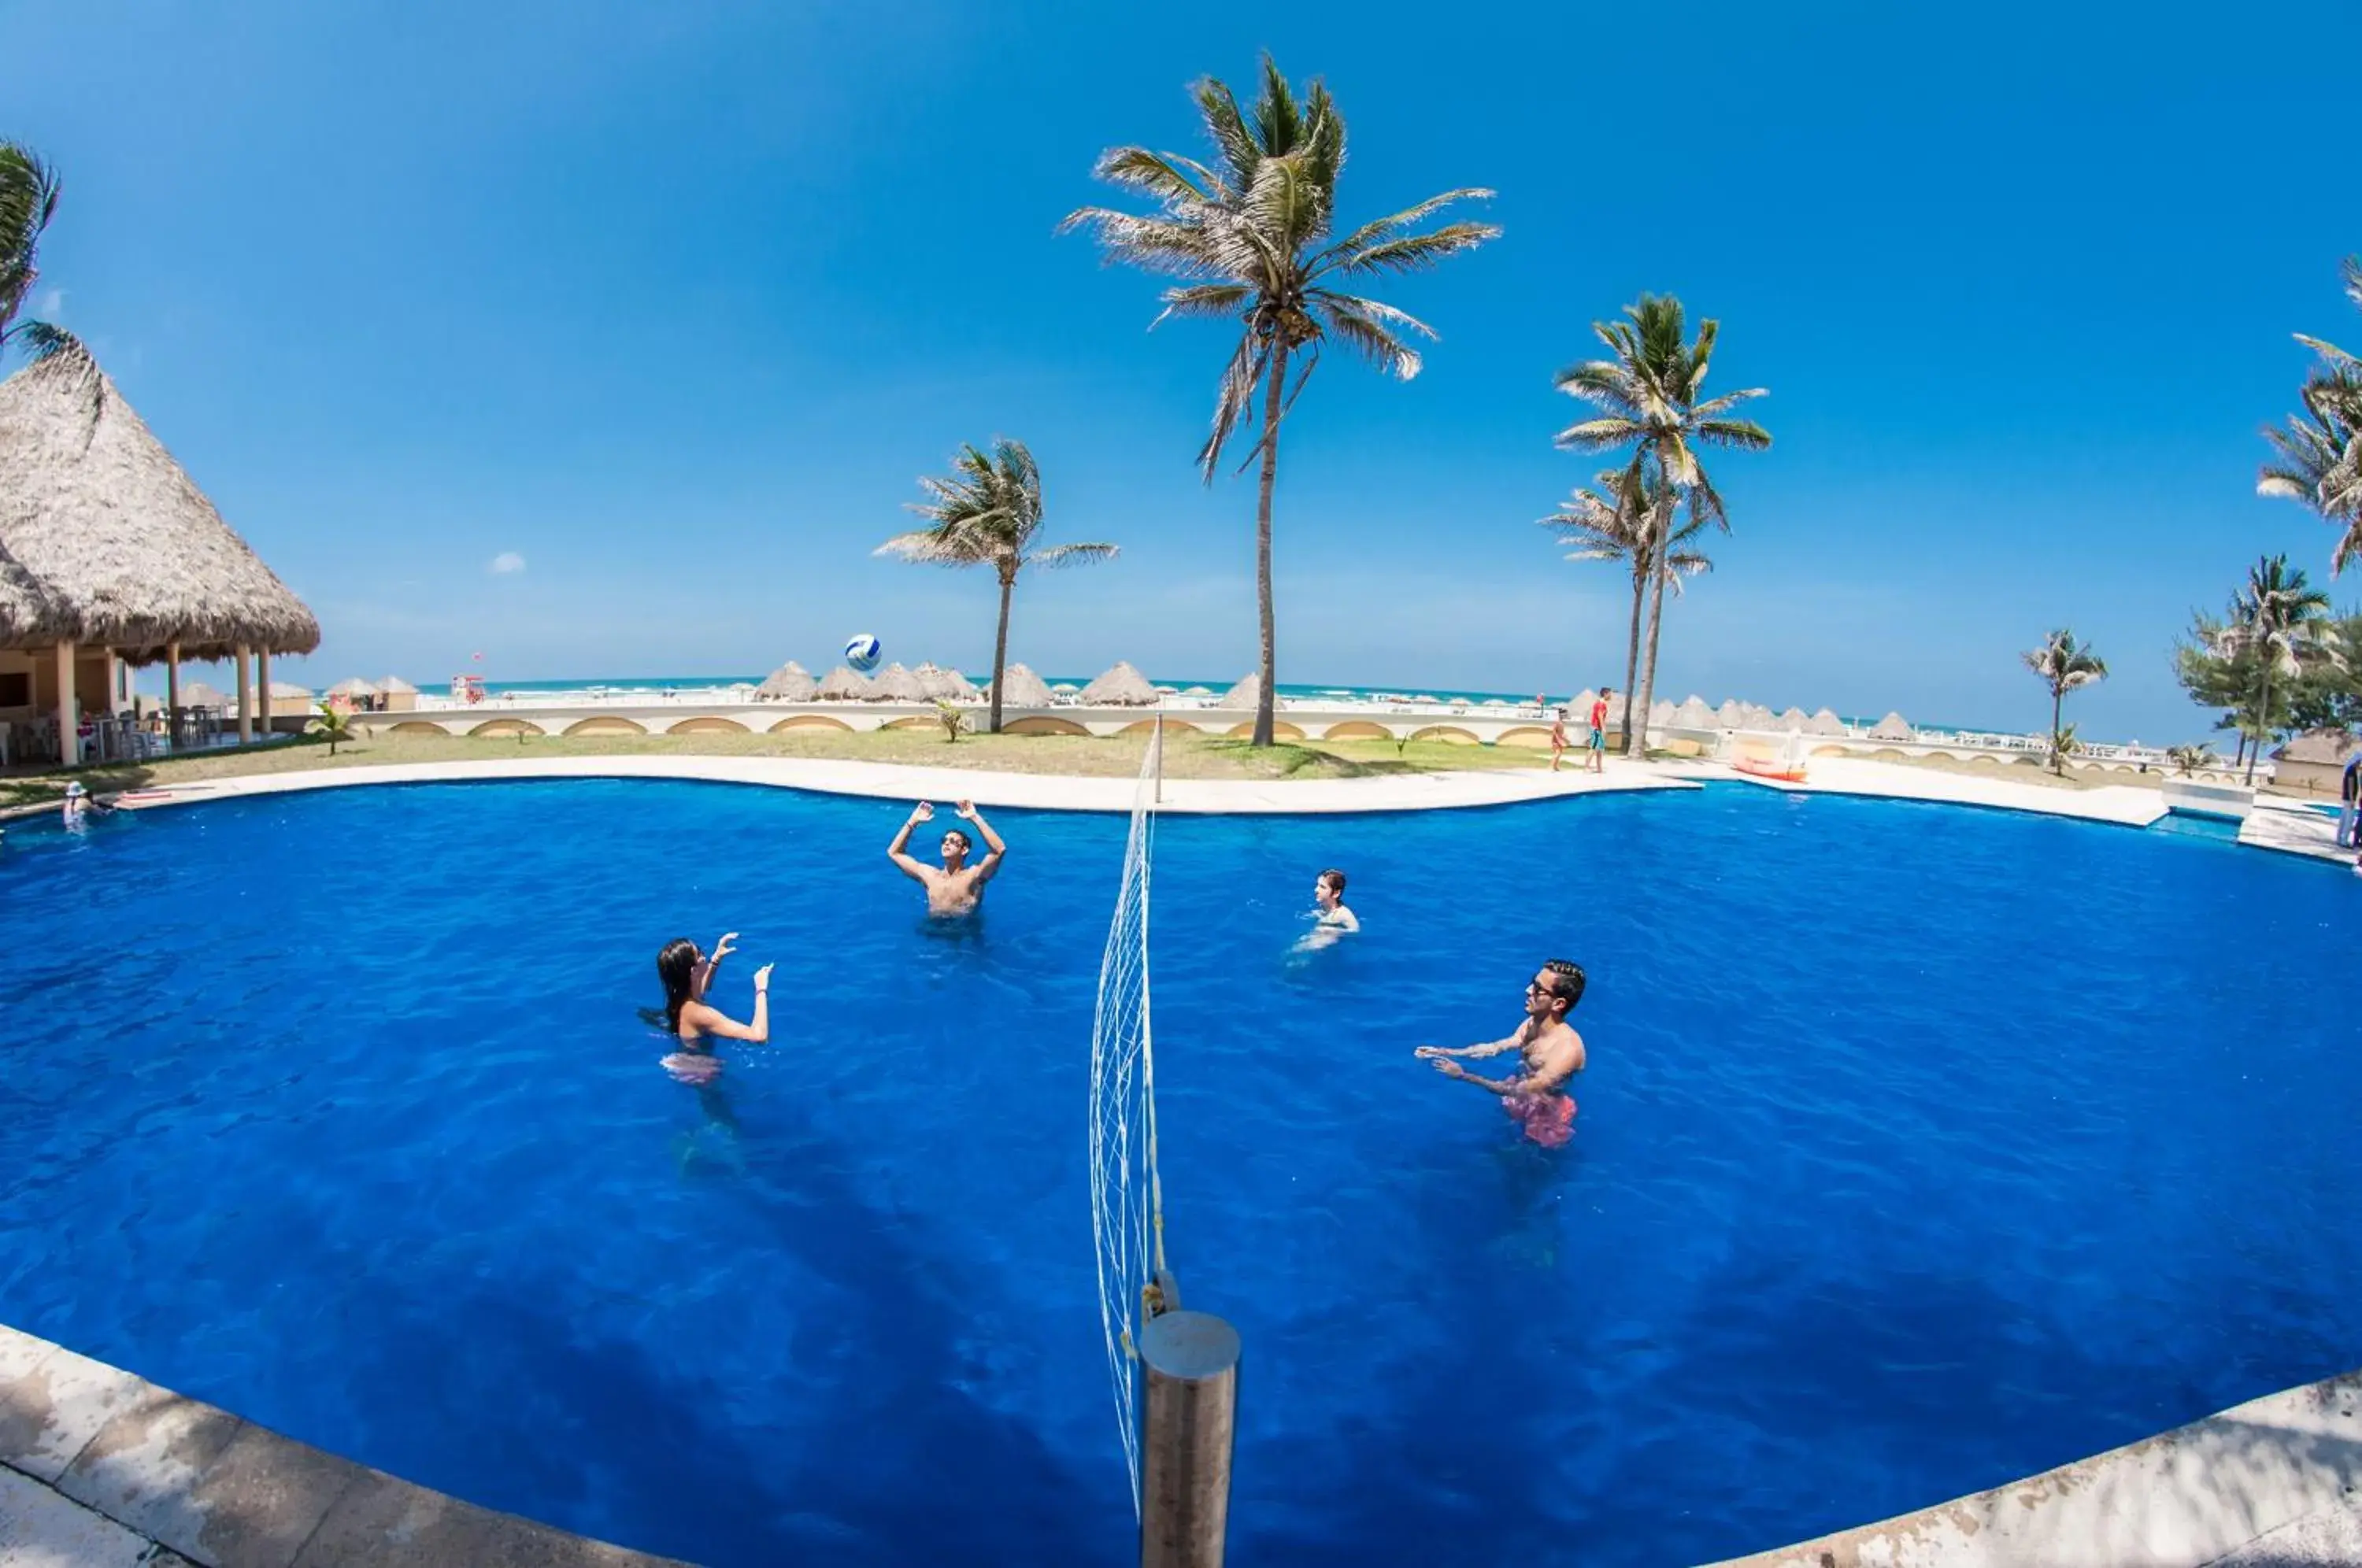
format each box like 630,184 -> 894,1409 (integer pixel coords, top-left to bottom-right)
1619,568 -> 1644,754
2050,686 -> 2064,776
1628,495 -> 1675,760
989,570 -> 1015,734
2245,668 -> 2273,786
1251,341 -> 1290,748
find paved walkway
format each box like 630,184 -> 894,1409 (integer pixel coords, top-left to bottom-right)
1695,754 -> 2173,827
2242,798 -> 2355,864
104,752 -> 1700,818
0,1322 -> 677,1566
1712,1369 -> 2362,1567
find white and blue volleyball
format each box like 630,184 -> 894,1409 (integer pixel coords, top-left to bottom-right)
843,633 -> 883,673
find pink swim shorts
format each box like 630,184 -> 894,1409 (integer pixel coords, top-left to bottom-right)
1503,1091 -> 1576,1148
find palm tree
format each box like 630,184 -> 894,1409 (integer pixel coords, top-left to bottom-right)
1062,57 -> 1498,745
1553,295 -> 1768,758
2020,629 -> 2108,776
876,438 -> 1116,734
1538,465 -> 1712,753
2216,553 -> 2342,784
0,141 -> 76,365
2260,257 -> 2362,571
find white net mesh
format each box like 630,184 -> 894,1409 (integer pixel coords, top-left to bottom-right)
1088,720 -> 1167,1512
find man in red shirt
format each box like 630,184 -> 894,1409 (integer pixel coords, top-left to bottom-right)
1586,688 -> 1612,772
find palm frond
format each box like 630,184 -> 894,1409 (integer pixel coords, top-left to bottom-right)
1324,220 -> 1501,279
1324,188 -> 1496,259
1026,542 -> 1120,569
1553,415 -> 1649,453
1196,330 -> 1268,483
1151,283 -> 1253,327
1090,147 -> 1216,205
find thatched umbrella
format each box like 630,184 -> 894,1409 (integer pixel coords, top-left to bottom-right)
756,660 -> 816,701
1715,698 -> 1746,727
1778,706 -> 1809,732
816,665 -> 876,701
1079,661 -> 1157,706
180,680 -> 226,708
916,663 -> 981,701
1742,703 -> 1778,729
868,663 -> 927,702
1868,712 -> 1913,741
996,662 -> 1055,708
1674,696 -> 1716,728
1221,671 -> 1261,708
326,678 -> 378,702
1649,698 -> 1676,724
1807,708 -> 1848,737
1183,685 -> 1214,697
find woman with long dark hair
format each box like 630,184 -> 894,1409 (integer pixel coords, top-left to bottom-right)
655,932 -> 771,1081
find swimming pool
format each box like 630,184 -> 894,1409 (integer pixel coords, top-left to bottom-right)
1,780 -> 2356,1565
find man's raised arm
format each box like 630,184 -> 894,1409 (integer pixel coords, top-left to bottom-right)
887,803 -> 935,882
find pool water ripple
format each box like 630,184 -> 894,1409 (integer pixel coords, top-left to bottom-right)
1,780 -> 2358,1565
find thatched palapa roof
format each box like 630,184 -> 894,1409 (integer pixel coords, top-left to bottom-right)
756,660 -> 816,701
996,663 -> 1055,708
1779,706 -> 1809,731
377,675 -> 418,694
1868,712 -> 1913,741
1649,699 -> 1676,724
180,681 -> 226,707
1079,661 -> 1157,706
1673,696 -> 1716,728
326,678 -> 379,697
0,349 -> 319,659
1807,708 -> 1848,736
2275,728 -> 2361,765
1221,671 -> 1262,708
816,665 -> 876,700
914,662 -> 980,701
868,663 -> 927,701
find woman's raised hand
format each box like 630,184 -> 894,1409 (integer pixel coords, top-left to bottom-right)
753,963 -> 775,992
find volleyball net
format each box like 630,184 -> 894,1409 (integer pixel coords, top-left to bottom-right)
1087,719 -> 1171,1511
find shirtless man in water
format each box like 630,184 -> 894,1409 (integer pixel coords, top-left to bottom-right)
887,799 -> 1007,917
1416,960 -> 1588,1147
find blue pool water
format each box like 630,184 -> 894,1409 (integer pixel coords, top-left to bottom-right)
2,782 -> 2358,1566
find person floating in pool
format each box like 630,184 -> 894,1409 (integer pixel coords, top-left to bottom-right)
654,931 -> 772,1082
61,781 -> 116,827
1294,867 -> 1360,952
1416,960 -> 1588,1148
887,799 -> 1005,918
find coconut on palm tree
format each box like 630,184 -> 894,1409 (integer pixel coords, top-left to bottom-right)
2020,629 -> 2108,776
2216,554 -> 2343,784
1538,464 -> 1712,753
1552,295 -> 1768,759
1063,57 -> 1498,745
2259,257 -> 2362,571
876,438 -> 1116,734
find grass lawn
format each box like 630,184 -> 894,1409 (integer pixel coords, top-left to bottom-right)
0,727 -> 1550,810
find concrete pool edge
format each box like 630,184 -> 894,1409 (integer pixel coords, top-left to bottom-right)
87,751 -> 1702,816
0,1320 -> 685,1566
1708,1367 -> 2362,1567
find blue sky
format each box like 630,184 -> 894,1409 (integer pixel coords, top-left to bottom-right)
9,0 -> 2360,738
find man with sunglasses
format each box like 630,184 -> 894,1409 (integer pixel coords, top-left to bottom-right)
1416,960 -> 1587,1147
887,799 -> 1007,918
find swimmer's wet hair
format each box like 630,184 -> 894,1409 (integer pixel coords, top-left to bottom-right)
657,937 -> 701,1031
1542,959 -> 1586,1010
1319,867 -> 1347,897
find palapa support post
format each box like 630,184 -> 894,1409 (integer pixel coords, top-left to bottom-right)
235,644 -> 253,744
1138,1310 -> 1240,1568
165,641 -> 180,747
257,647 -> 272,738
54,639 -> 76,766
